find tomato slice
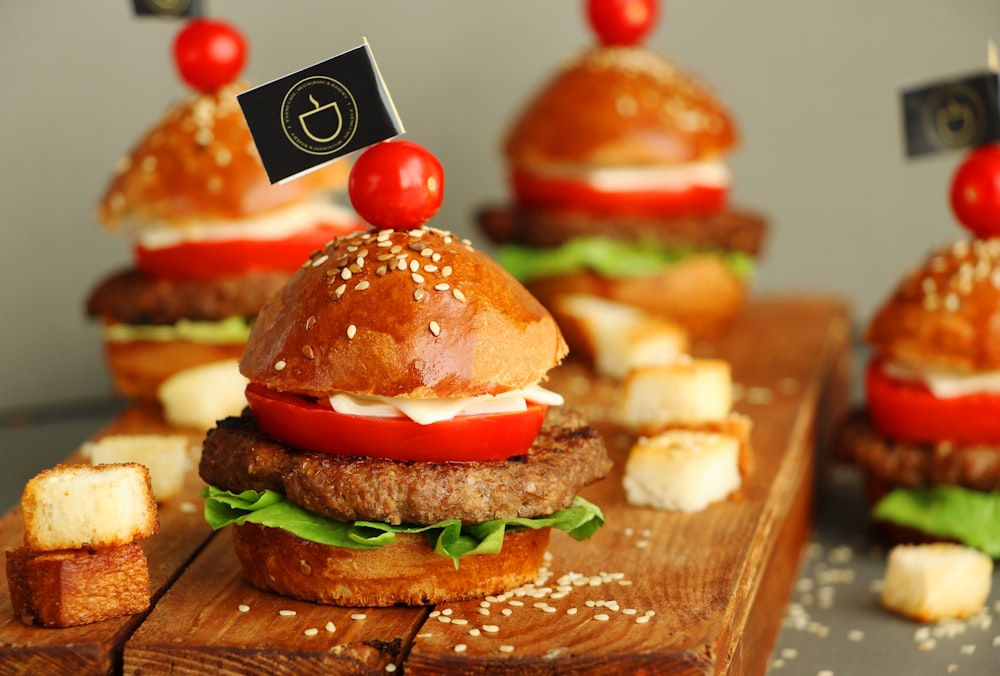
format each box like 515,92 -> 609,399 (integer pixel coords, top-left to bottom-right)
866,357 -> 1000,445
135,221 -> 365,281
244,382 -> 548,463
511,169 -> 727,219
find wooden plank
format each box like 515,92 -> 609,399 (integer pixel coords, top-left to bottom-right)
0,407 -> 214,676
118,295 -> 851,675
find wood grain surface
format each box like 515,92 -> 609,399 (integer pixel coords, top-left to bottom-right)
0,295 -> 851,675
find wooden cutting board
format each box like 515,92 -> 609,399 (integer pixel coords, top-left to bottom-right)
0,295 -> 852,675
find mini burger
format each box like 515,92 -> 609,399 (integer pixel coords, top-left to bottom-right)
478,0 -> 767,338
837,238 -> 1000,557
198,141 -> 611,606
86,19 -> 361,405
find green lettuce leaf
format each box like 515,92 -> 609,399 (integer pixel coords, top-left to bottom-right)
497,236 -> 755,283
201,486 -> 605,566
872,485 -> 1000,557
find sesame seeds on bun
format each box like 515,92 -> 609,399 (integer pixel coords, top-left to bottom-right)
98,81 -> 349,230
866,238 -> 1000,373
240,227 -> 569,399
504,46 -> 737,170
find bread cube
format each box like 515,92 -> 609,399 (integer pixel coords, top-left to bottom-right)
21,464 -> 158,552
553,294 -> 689,379
158,357 -> 248,430
623,429 -> 741,512
82,434 -> 191,502
6,542 -> 151,627
619,359 -> 732,429
881,543 -> 993,622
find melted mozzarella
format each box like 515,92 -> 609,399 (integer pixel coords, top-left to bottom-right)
533,161 -> 732,192
883,359 -> 1000,398
329,383 -> 565,425
138,201 -> 357,249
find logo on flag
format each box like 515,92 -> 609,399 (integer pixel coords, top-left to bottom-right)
239,41 -> 404,183
901,72 -> 1000,157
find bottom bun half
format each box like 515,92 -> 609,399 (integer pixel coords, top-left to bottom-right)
526,254 -> 747,339
103,339 -> 245,401
232,523 -> 552,607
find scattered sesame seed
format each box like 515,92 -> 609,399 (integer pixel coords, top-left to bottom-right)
499,645 -> 515,654
274,360 -> 286,371
442,266 -> 453,277
238,604 -> 250,613
483,625 -> 500,633
279,610 -> 296,617
376,265 -> 388,276
410,260 -> 420,272
429,610 -> 440,617
425,264 -> 439,273
435,283 -> 450,291
566,608 -> 578,615
312,254 -> 329,267
437,616 -> 452,624
452,618 -> 469,626
501,608 -> 513,616
412,273 -> 425,284
917,639 -> 936,651
509,600 -> 524,607
341,268 -> 352,280
179,501 -> 197,513
959,644 -> 975,655
414,289 -> 426,301
429,321 -> 441,336
326,621 -> 336,632
636,615 -> 650,624
304,628 -> 319,637
478,608 -> 490,616
351,613 -> 367,621
305,316 -> 317,331
454,644 -> 467,653
452,288 -> 467,302
355,280 -> 370,291
334,283 -> 347,298
347,325 -> 357,339
301,345 -> 315,360
594,614 -> 610,622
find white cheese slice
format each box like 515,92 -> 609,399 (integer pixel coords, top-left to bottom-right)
531,161 -> 732,192
883,359 -> 1000,398
329,383 -> 564,425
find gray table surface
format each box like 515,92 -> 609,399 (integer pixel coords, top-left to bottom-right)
1,401 -> 998,674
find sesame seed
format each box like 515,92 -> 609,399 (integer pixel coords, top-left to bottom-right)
410,259 -> 420,272
438,616 -> 452,624
397,259 -> 408,271
274,360 -> 286,371
424,264 -> 439,273
499,645 -> 515,653
452,618 -> 469,626
478,608 -> 490,616
452,288 -> 466,302
429,321 -> 441,336
410,229 -> 425,238
454,644 -> 467,653
566,608 -> 578,615
420,248 -> 433,257
349,264 -> 362,274
501,608 -> 513,616
435,283 -> 450,291
442,266 -> 453,277
595,613 -> 610,622
347,325 -> 357,339
351,613 -> 367,621
302,345 -> 315,360
305,316 -> 317,331
377,240 -> 393,248
312,254 -> 329,267
377,253 -> 394,262
355,280 -> 371,291
376,265 -> 388,276
334,283 -> 347,298
377,229 -> 392,241
341,268 -> 352,280
412,273 -> 425,284
391,244 -> 404,254
326,621 -> 336,632
304,628 -> 319,637
469,628 -> 481,636
636,615 -> 650,624
385,665 -> 397,673
279,610 -> 296,617
238,604 -> 250,613
483,625 -> 500,633
442,608 -> 453,616
432,253 -> 442,262
414,289 -> 426,301
509,600 -> 524,607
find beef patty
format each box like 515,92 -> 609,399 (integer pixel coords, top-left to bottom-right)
836,408 -> 1000,492
86,267 -> 289,325
200,406 -> 612,525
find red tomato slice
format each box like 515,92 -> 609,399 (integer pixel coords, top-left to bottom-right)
135,221 -> 365,281
244,382 -> 548,463
866,357 -> 1000,445
511,169 -> 727,219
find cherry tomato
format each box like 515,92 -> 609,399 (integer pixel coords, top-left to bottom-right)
866,357 -> 1000,445
173,18 -> 247,93
511,168 -> 726,218
950,143 -> 1000,238
587,0 -> 659,46
135,221 -> 364,281
348,140 -> 444,229
244,383 -> 547,463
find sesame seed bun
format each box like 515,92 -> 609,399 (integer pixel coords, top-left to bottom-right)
240,227 -> 569,399
504,46 -> 737,170
98,81 -> 349,230
231,523 -> 551,607
866,238 -> 1000,373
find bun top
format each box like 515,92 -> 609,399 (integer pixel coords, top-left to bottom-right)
240,227 -> 568,399
98,81 -> 349,230
866,238 -> 1000,373
504,46 -> 737,170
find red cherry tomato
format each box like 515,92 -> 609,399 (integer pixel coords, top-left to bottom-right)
244,383 -> 547,463
511,168 -> 726,218
135,221 -> 365,281
348,140 -> 444,229
950,143 -> 1000,238
865,357 -> 1000,445
587,0 -> 659,46
173,18 -> 247,93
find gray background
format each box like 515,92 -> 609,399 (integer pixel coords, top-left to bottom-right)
2,0 -> 998,411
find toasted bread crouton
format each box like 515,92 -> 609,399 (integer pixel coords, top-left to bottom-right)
646,414 -> 755,479
623,429 -> 742,512
619,358 -> 732,429
5,542 -> 151,627
552,294 -> 689,379
82,434 -> 192,502
881,543 -> 993,623
22,464 -> 158,552
158,357 -> 249,431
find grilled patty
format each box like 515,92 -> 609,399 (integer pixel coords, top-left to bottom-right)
836,408 -> 1000,492
86,267 -> 289,325
200,406 -> 612,525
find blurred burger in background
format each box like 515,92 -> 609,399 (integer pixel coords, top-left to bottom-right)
478,0 -> 767,339
85,18 -> 362,429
